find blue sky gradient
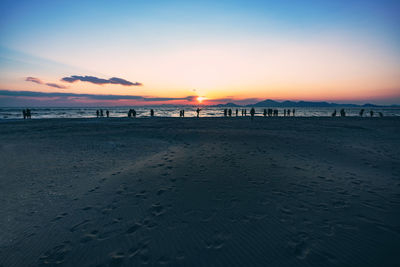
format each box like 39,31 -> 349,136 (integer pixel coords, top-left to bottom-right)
1,0 -> 399,105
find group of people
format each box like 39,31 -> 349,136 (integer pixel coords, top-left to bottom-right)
128,109 -> 137,117
22,109 -> 32,119
179,110 -> 185,117
96,109 -> 109,118
332,109 -> 383,117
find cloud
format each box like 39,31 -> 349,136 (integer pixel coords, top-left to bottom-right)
25,77 -> 43,85
25,77 -> 67,89
45,83 -> 68,89
61,75 -> 142,86
0,90 -> 194,102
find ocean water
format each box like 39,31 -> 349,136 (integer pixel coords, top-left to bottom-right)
0,106 -> 399,120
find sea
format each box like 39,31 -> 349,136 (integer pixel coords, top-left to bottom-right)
1,106 -> 399,120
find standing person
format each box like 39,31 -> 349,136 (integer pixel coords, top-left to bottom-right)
224,109 -> 227,117
22,109 -> 26,119
236,109 -> 238,117
284,109 -> 287,117
132,109 -> 136,117
359,109 -> 365,117
340,109 -> 346,117
370,110 -> 374,117
100,109 -> 104,117
263,109 -> 267,117
292,109 -> 295,116
182,110 -> 184,117
128,109 -> 131,117
150,109 -> 154,117
244,109 -> 247,116
97,110 -> 100,118
106,110 -> 109,118
27,109 -> 31,119
250,107 -> 255,119
241,109 -> 244,116
196,108 -> 201,118
228,109 -> 232,117
288,109 -> 291,116
332,110 -> 337,117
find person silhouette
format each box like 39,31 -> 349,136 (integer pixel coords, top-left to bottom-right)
250,107 -> 255,119
196,108 -> 201,118
284,109 -> 286,117
288,109 -> 291,116
100,109 -> 104,117
106,110 -> 109,118
22,109 -> 26,119
340,109 -> 346,117
236,109 -> 238,117
359,109 -> 365,117
370,110 -> 374,117
224,109 -> 227,117
244,109 -> 247,116
97,110 -> 100,118
27,109 -> 31,119
263,109 -> 267,117
292,109 -> 295,116
228,109 -> 232,117
150,109 -> 154,117
379,112 -> 383,117
332,110 -> 337,117
132,109 -> 136,117
182,110 -> 185,117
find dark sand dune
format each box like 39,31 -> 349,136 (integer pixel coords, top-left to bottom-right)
0,117 -> 399,266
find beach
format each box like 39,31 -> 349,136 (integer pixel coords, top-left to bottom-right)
0,117 -> 399,266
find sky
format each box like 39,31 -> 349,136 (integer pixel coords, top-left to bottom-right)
0,0 -> 399,106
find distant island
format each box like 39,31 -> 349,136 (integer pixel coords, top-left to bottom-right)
211,99 -> 400,108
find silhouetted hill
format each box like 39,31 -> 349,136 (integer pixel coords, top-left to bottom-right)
213,102 -> 242,107
248,99 -> 378,107
209,99 -> 397,108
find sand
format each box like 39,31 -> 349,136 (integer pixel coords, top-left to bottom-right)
0,117 -> 399,266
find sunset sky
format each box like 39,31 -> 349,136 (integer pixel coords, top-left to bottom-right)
1,0 -> 400,106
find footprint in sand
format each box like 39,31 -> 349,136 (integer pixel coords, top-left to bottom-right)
80,230 -> 99,244
150,203 -> 165,217
51,212 -> 68,222
128,242 -> 150,264
126,222 -> 142,234
109,252 -> 125,267
205,232 -> 229,250
38,241 -> 71,266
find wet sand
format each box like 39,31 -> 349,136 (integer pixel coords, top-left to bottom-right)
0,117 -> 399,266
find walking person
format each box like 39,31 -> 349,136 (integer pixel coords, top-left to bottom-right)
196,108 -> 201,118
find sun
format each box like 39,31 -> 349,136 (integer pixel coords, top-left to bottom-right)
197,96 -> 207,103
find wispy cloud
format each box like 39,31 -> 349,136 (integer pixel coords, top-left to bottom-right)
61,75 -> 142,86
25,77 -> 67,89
